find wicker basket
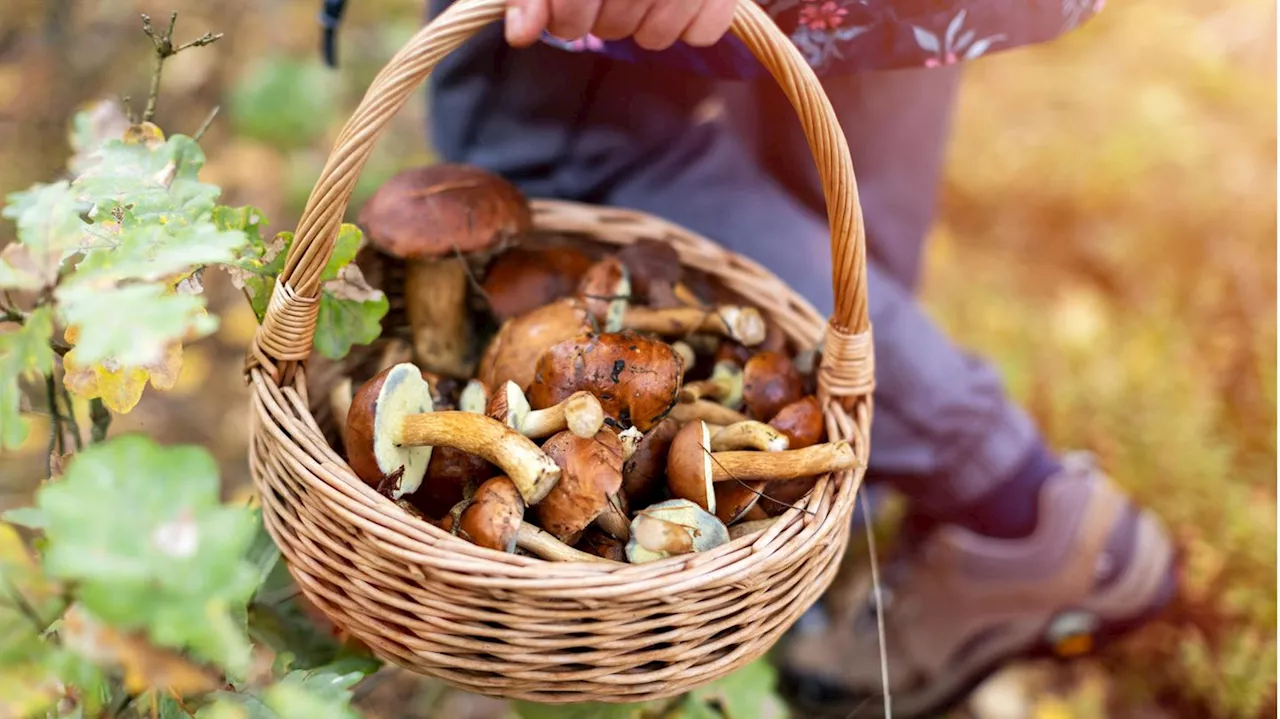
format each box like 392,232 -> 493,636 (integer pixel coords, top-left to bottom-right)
245,0 -> 876,704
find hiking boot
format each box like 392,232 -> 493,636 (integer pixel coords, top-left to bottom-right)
777,452 -> 1179,718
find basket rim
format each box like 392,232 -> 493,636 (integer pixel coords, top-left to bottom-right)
250,198 -> 870,587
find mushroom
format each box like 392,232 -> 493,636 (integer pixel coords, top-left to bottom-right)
345,363 -> 560,503
614,238 -> 684,307
625,499 -> 730,564
742,350 -> 804,422
476,297 -> 594,391
481,246 -> 594,322
528,331 -> 683,432
576,526 -> 629,562
728,517 -> 779,540
671,341 -> 697,374
618,425 -> 644,461
577,257 -> 631,332
534,429 -> 625,543
668,400 -> 748,426
453,477 -> 616,563
679,359 -> 744,407
667,419 -> 857,511
458,378 -> 491,414
708,421 -> 789,525
486,381 -> 604,439
619,305 -> 766,347
358,164 -> 532,377
621,416 -> 680,506
406,380 -> 498,519
758,396 -> 827,516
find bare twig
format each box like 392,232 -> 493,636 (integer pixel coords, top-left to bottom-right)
45,374 -> 63,471
139,12 -> 223,124
860,489 -> 891,719
58,378 -> 81,451
192,105 -> 220,142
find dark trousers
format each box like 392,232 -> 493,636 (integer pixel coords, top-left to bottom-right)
425,13 -> 1042,514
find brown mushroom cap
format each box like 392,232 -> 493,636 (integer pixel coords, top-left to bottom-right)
344,364 -> 435,493
614,238 -> 682,305
407,447 -> 495,519
757,396 -> 826,515
528,331 -> 683,432
358,164 -> 532,261
742,351 -> 804,422
576,526 -> 628,562
577,256 -> 630,329
666,420 -> 715,513
477,297 -> 594,391
622,416 -> 681,505
457,476 -> 525,552
534,429 -> 624,543
481,246 -> 594,322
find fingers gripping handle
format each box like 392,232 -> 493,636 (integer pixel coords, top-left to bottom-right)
250,0 -> 873,401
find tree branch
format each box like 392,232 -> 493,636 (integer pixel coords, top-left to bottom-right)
139,12 -> 223,124
90,398 -> 111,444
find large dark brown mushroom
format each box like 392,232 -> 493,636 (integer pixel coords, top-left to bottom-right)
345,363 -> 560,503
528,331 -> 684,432
453,477 -> 616,562
758,396 -> 827,516
742,351 -> 804,422
358,164 -> 532,377
621,416 -> 681,506
481,246 -> 594,322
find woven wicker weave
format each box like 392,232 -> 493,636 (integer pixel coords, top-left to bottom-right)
245,0 -> 876,704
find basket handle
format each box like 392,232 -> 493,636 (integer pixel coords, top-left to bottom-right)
248,0 -> 874,402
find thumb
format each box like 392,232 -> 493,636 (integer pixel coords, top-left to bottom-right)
506,0 -> 549,47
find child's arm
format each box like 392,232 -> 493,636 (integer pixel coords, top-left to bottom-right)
503,0 -> 737,52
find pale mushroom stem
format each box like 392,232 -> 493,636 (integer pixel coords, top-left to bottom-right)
522,391 -> 605,439
397,411 -> 561,504
711,421 -> 789,452
668,400 -> 749,426
404,259 -> 474,378
621,305 -> 766,346
680,367 -> 741,405
517,522 -> 619,563
709,441 -> 857,483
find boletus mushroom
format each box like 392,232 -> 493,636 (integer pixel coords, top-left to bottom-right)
454,477 -> 614,563
708,421 -> 790,525
477,297 -> 593,391
621,416 -> 680,507
625,498 -> 730,564
528,331 -> 683,432
758,395 -> 827,516
481,246 -> 594,322
667,419 -> 857,512
668,399 -> 748,426
576,526 -> 628,562
534,429 -> 626,543
487,380 -> 604,439
345,363 -> 560,503
614,238 -> 685,308
358,164 -> 532,378
407,380 -> 498,518
742,350 -> 804,422
577,257 -> 631,332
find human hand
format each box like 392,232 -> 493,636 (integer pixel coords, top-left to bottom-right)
504,0 -> 738,51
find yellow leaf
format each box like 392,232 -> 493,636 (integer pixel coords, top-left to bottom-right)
94,363 -> 149,413
60,606 -> 222,697
122,122 -> 167,147
147,342 -> 184,392
0,663 -> 61,718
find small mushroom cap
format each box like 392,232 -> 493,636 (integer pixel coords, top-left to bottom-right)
768,396 -> 825,449
577,256 -> 630,327
407,446 -> 495,519
666,420 -> 715,514
358,164 -> 532,261
534,430 -> 624,543
485,380 -> 531,429
477,297 -> 594,392
625,499 -> 730,564
457,379 -> 491,414
458,476 -> 525,552
528,331 -> 683,432
576,526 -> 628,562
622,416 -> 680,504
482,246 -> 594,322
345,363 -> 435,498
742,351 -> 804,422
614,238 -> 681,302
713,481 -> 766,525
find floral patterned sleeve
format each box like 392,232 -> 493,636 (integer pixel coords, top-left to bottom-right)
540,0 -> 1106,77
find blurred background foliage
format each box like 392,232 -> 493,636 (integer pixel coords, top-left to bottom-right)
0,0 -> 1274,717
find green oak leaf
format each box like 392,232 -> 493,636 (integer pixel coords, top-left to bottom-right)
68,221 -> 245,289
218,207 -> 285,322
35,435 -> 260,674
0,306 -> 55,449
201,667 -> 366,719
313,224 -> 387,360
683,660 -> 790,719
73,134 -> 219,228
55,283 -> 217,368
0,182 -> 89,291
